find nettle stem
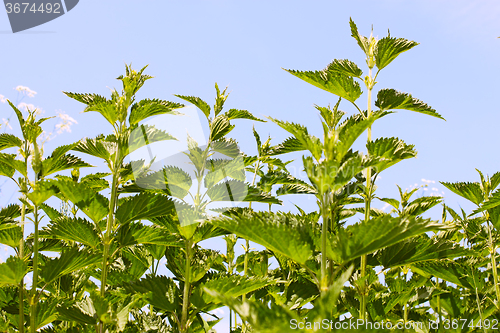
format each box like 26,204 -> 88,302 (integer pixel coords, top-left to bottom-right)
487,220 -> 500,307
360,66 -> 373,321
30,203 -> 40,333
180,239 -> 193,333
320,195 -> 329,294
99,153 -> 120,333
18,197 -> 26,333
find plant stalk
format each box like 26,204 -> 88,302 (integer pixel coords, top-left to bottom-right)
18,198 -> 26,333
30,204 -> 40,333
320,195 -> 329,294
360,66 -> 373,321
181,239 -> 193,333
99,165 -> 119,333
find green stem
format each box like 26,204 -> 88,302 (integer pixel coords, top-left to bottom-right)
180,239 -> 192,333
320,195 -> 329,294
30,204 -> 39,333
487,221 -> 500,307
360,66 -> 373,321
99,166 -> 119,333
18,198 -> 26,333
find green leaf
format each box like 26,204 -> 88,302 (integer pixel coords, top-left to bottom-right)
115,222 -> 179,247
54,179 -> 109,223
122,275 -> 180,312
268,118 -> 322,160
41,154 -> 92,178
209,211 -> 314,265
333,215 -> 448,263
0,256 -> 28,286
0,153 -> 27,177
225,109 -> 264,122
205,156 -> 246,188
115,193 -> 178,225
210,115 -> 235,141
127,124 -> 177,155
64,92 -> 118,125
410,260 -> 473,289
129,98 -> 183,125
270,137 -> 307,155
42,216 -> 101,249
72,136 -> 114,163
211,138 -> 241,158
335,113 -> 380,161
174,95 -> 211,119
325,59 -> 363,78
0,227 -> 22,248
199,276 -> 277,311
403,196 -> 443,217
206,180 -> 281,204
377,235 -> 470,268
375,36 -> 418,70
349,18 -> 369,54
203,289 -> 301,333
375,88 -> 444,120
41,248 -> 101,285
378,197 -> 400,210
0,134 -> 22,151
285,68 -> 362,103
440,181 -> 484,205
27,180 -> 58,206
367,137 -> 416,173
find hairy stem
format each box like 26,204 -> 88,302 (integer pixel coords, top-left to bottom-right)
360,66 -> 373,321
99,162 -> 120,333
30,204 -> 39,333
320,195 -> 329,294
180,239 -> 193,333
18,198 -> 26,333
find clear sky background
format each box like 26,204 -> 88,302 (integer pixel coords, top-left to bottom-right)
1,1 -> 500,331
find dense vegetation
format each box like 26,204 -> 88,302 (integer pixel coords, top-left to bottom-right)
0,19 -> 499,332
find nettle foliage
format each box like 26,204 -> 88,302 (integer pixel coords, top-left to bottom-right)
0,19 -> 497,333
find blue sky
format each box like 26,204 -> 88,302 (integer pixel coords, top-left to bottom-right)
1,1 -> 500,331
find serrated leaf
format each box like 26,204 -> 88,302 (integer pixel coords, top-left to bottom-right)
285,68 -> 362,103
375,36 -> 418,70
122,275 -> 180,312
270,137 -> 306,155
127,124 -> 177,155
410,261 -> 473,289
115,193 -> 178,225
42,216 -> 101,249
440,181 -> 484,206
333,215 -> 448,263
115,222 -> 179,247
0,256 -> 28,286
377,235 -> 469,268
206,180 -> 281,204
0,227 -> 22,248
268,118 -> 322,160
54,179 -> 109,223
27,180 -> 58,205
225,109 -> 264,122
210,115 -> 235,141
375,88 -> 444,120
174,95 -> 211,119
72,136 -> 113,163
211,138 -> 241,158
0,134 -> 22,151
0,153 -> 27,177
349,18 -> 369,54
325,59 -> 363,78
64,92 -> 118,125
41,248 -> 101,285
129,98 -> 183,125
209,211 -> 314,265
367,137 -> 416,173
